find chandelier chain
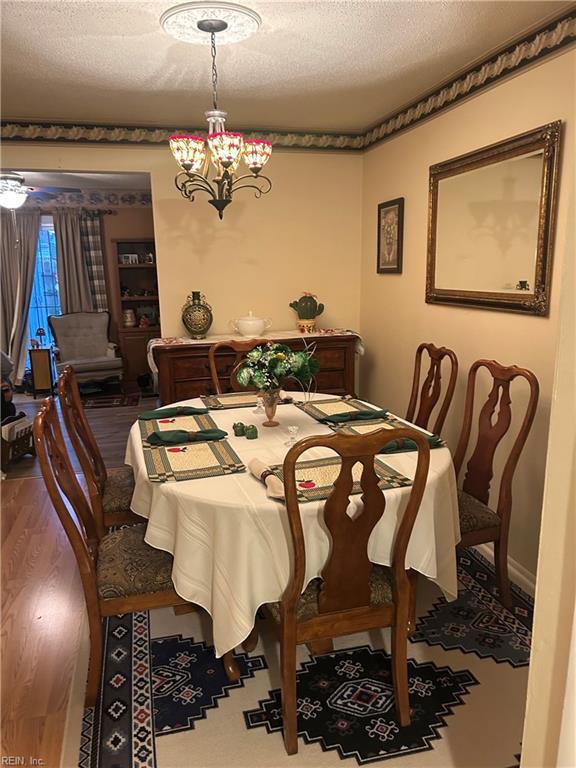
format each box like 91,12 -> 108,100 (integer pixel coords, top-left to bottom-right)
211,32 -> 218,111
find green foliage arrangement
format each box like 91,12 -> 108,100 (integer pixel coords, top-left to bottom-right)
236,342 -> 319,392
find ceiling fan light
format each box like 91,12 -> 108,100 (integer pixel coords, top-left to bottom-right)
169,134 -> 207,172
0,174 -> 29,210
243,139 -> 272,174
208,131 -> 243,170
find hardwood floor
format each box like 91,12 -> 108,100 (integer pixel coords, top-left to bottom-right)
6,394 -> 155,479
1,396 -> 149,764
1,477 -> 86,766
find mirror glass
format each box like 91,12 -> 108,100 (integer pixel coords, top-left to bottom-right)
435,151 -> 543,294
426,122 -> 561,315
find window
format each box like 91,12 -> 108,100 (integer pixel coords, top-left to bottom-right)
28,214 -> 61,348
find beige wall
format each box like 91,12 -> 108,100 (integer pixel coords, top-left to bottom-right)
360,50 -> 575,575
521,133 -> 574,767
1,145 -> 363,338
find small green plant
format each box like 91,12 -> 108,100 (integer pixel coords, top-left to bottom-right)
289,292 -> 324,320
236,342 -> 319,392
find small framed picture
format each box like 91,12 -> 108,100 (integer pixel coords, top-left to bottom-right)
377,197 -> 404,274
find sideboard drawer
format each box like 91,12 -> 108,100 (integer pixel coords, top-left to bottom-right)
154,334 -> 359,405
173,378 -> 213,400
172,356 -> 210,380
314,348 -> 346,371
172,354 -> 236,380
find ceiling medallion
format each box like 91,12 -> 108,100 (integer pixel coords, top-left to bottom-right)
161,2 -> 271,219
160,1 -> 261,45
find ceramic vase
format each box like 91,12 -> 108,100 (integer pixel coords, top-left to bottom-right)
262,389 -> 281,427
182,291 -> 213,339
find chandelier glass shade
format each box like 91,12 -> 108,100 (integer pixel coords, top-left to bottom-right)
164,4 -> 272,219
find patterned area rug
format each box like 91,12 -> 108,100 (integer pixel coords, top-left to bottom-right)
79,612 -> 267,768
82,394 -> 141,408
244,645 -> 478,764
410,549 -> 533,667
152,634 -> 267,735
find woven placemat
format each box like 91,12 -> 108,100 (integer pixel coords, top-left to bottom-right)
295,397 -> 381,421
201,392 -> 260,409
335,414 -> 445,450
142,439 -> 245,483
139,412 -> 220,446
270,456 -> 411,502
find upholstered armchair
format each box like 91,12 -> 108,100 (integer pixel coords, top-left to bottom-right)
48,312 -> 123,384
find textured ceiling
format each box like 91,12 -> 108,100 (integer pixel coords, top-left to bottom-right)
1,1 -> 571,133
11,171 -> 152,191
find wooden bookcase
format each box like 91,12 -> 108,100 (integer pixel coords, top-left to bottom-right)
107,238 -> 161,389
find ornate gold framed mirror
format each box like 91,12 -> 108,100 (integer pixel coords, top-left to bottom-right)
426,121 -> 561,315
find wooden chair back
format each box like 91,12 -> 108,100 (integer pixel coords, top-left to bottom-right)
58,365 -> 107,491
453,359 -> 539,518
33,397 -> 100,608
208,338 -> 268,394
281,427 -> 430,618
405,342 -> 458,435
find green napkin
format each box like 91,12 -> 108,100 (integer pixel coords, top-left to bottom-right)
321,409 -> 390,424
138,405 -> 209,420
147,428 -> 228,446
379,434 -> 443,454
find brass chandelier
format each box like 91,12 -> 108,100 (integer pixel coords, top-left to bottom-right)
161,3 -> 272,219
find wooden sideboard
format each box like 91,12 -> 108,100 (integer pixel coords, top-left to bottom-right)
153,334 -> 359,405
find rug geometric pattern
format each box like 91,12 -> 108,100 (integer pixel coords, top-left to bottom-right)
79,612 -> 156,768
410,549 -> 534,667
152,634 -> 267,735
244,645 -> 478,765
78,613 -> 267,767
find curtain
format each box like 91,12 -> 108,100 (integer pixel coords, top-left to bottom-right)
53,209 -> 92,313
0,209 -> 40,381
80,210 -> 108,311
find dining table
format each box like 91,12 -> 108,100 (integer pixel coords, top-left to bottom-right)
125,392 -> 461,676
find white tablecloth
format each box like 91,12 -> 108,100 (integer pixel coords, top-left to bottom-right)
125,394 -> 460,657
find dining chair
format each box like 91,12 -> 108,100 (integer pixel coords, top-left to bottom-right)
208,338 -> 268,394
261,427 -> 431,755
58,365 -> 141,538
34,396 -> 191,706
405,342 -> 458,435
453,359 -> 539,608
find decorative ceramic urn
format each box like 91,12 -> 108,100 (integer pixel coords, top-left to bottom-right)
182,291 -> 213,339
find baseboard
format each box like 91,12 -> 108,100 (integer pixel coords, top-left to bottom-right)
474,543 -> 536,597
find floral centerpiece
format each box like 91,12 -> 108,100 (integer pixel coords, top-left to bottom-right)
236,342 -> 319,427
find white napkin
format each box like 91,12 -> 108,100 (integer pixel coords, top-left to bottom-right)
248,458 -> 285,499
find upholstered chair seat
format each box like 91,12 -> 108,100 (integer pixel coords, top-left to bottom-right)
268,566 -> 393,623
97,524 -> 174,599
61,356 -> 123,375
458,490 -> 501,535
102,466 -> 140,526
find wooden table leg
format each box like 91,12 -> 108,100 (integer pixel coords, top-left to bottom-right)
222,651 -> 241,681
306,639 -> 334,656
242,625 -> 259,653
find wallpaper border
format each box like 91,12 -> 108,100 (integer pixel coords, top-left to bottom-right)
1,9 -> 575,152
